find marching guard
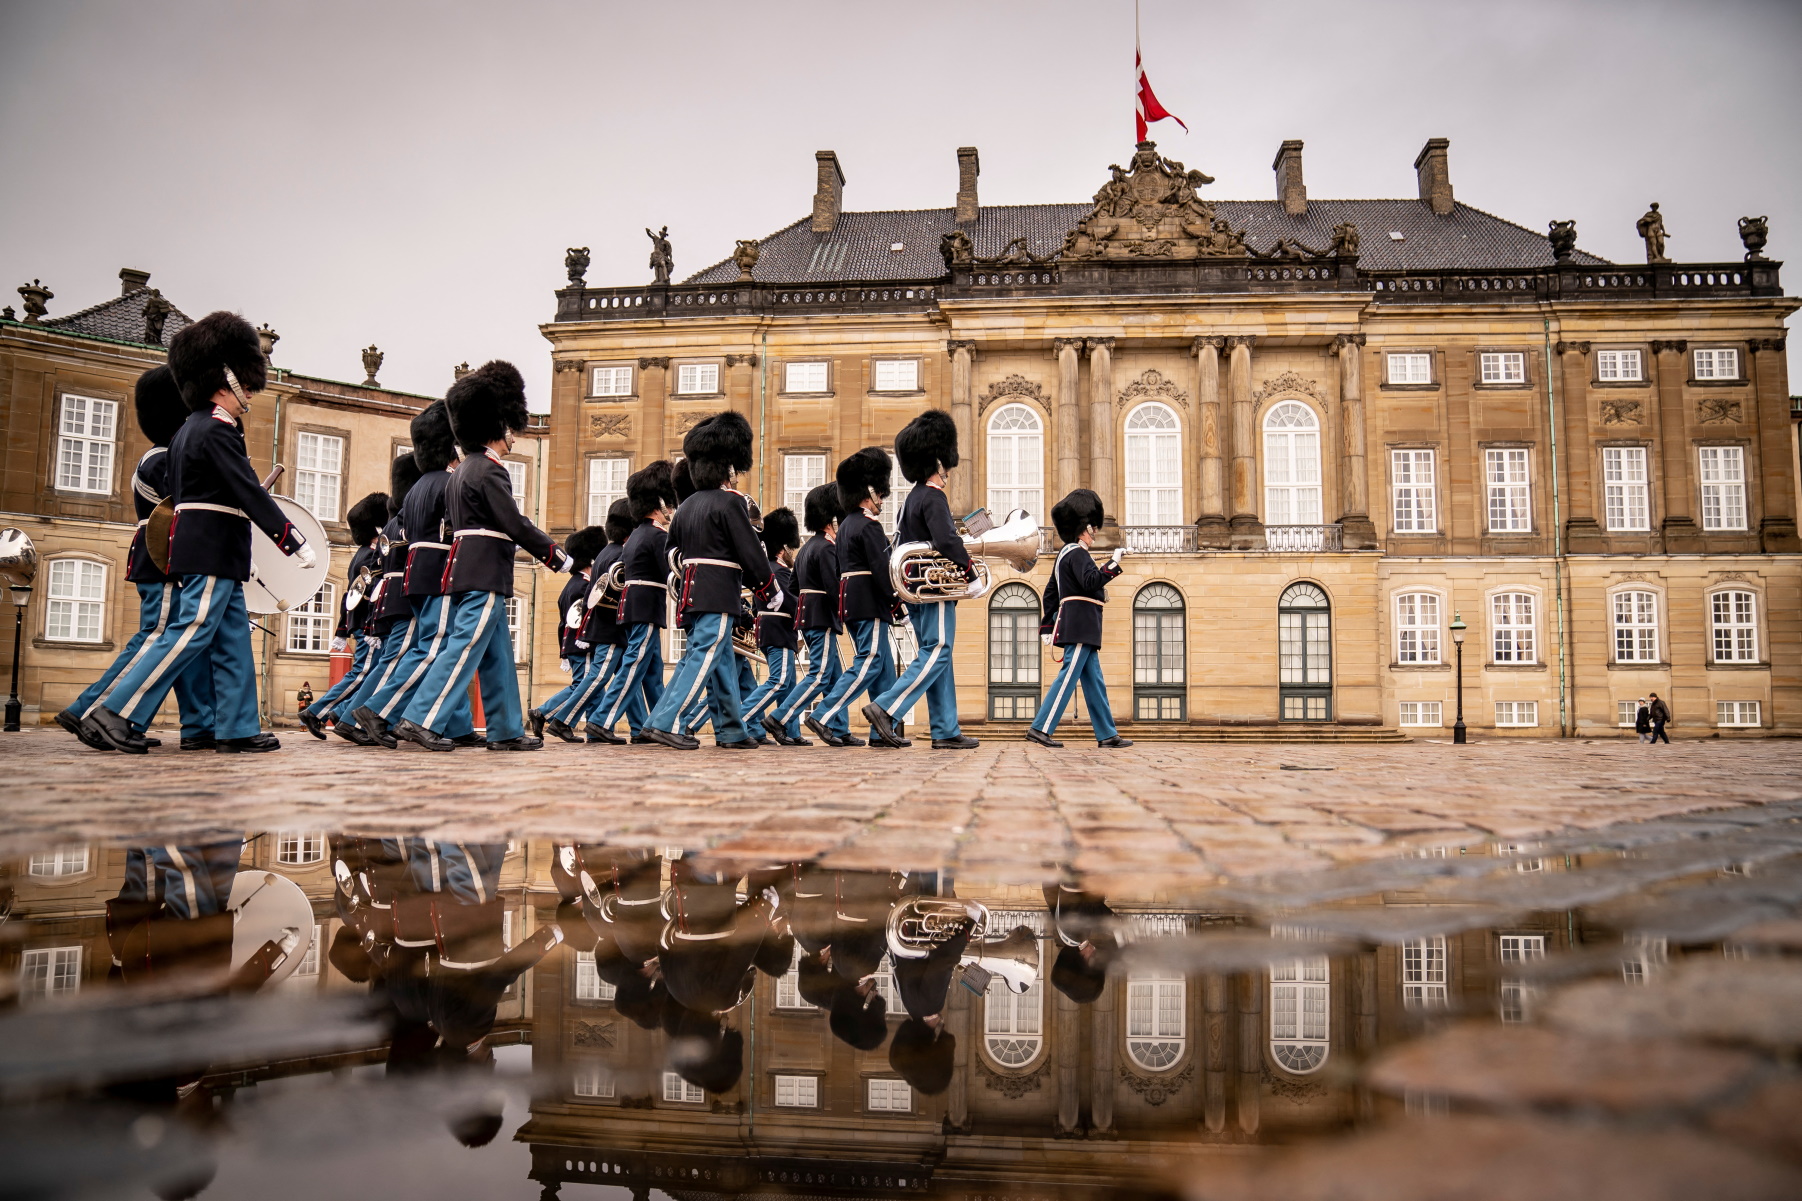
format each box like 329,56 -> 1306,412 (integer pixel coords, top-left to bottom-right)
561,499 -> 634,740
587,461 -> 677,743
532,524 -> 606,743
1027,488 -> 1132,749
298,490 -> 388,739
767,483 -> 844,745
740,506 -> 803,742
805,448 -> 898,748
332,454 -> 427,747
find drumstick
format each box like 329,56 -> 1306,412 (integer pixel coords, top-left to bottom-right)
261,464 -> 284,490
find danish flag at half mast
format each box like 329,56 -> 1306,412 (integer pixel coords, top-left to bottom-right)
1134,22 -> 1187,143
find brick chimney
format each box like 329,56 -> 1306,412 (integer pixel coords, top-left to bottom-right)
956,146 -> 980,225
119,267 -> 151,295
1273,140 -> 1306,216
1414,137 -> 1453,216
812,150 -> 845,234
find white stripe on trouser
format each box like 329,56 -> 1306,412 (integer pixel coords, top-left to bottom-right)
664,616 -> 724,728
817,638 -> 877,724
421,593 -> 497,731
460,842 -> 487,902
1037,644 -> 1085,730
599,633 -> 653,729
777,635 -> 830,722
329,638 -> 382,711
115,576 -> 219,718
367,617 -> 418,695
165,844 -> 198,920
379,595 -> 450,718
565,644 -> 617,719
744,652 -> 790,721
83,584 -> 174,718
885,602 -> 944,715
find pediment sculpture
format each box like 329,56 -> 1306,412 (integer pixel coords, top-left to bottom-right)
1060,141 -> 1251,261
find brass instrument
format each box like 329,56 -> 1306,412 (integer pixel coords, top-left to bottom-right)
585,559 -> 624,613
0,527 -> 38,589
885,896 -> 1040,994
733,587 -> 766,666
343,565 -> 374,611
144,499 -> 175,572
888,508 -> 1042,603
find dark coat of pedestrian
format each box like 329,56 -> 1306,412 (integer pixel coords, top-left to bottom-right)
1647,693 -> 1672,744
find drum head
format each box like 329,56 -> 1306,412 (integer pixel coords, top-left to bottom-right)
145,499 -> 175,573
228,869 -> 317,986
243,496 -> 329,614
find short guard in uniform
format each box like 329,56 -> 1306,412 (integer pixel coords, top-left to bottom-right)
88,312 -> 315,754
57,366 -> 216,751
301,492 -> 388,739
564,499 -> 634,742
393,361 -> 572,752
806,448 -> 899,748
741,506 -> 804,743
533,524 -> 606,743
866,410 -> 978,750
1026,489 -> 1132,749
587,461 -> 677,743
768,483 -> 844,746
335,455 -> 427,747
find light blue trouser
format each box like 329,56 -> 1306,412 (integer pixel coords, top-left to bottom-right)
370,595 -> 472,737
103,574 -> 262,741
564,644 -> 626,725
305,631 -> 378,720
649,612 -> 749,743
813,618 -> 895,736
874,600 -> 961,741
1030,643 -> 1118,742
539,654 -> 587,721
680,648 -> 759,736
341,613 -> 417,721
403,590 -> 524,742
742,647 -> 798,732
122,842 -> 244,918
402,839 -> 505,902
75,581 -> 215,739
592,623 -> 664,736
777,628 -> 845,738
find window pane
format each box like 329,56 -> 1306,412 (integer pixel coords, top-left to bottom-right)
587,457 -> 630,525
874,360 -> 918,391
784,362 -> 828,393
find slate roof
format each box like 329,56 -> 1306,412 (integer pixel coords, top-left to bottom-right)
42,287 -> 193,347
685,199 -> 1609,285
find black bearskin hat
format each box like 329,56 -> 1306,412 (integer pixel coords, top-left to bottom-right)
760,507 -> 799,558
829,988 -> 890,1051
348,493 -> 389,546
666,1008 -> 744,1094
409,400 -> 458,473
835,446 -> 892,513
889,1018 -> 956,1095
804,482 -> 843,533
389,452 -> 424,517
1052,488 -> 1106,543
895,408 -> 959,484
671,458 -> 695,503
445,360 -> 529,454
605,497 -> 634,544
565,525 -> 606,571
1050,943 -> 1108,1005
682,410 -> 754,490
166,311 -> 267,412
133,365 -> 188,447
627,459 -> 677,521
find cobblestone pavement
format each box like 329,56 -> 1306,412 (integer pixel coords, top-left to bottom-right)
5,730 -> 1799,885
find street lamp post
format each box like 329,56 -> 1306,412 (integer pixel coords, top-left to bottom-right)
1450,612 -> 1467,745
5,582 -> 29,731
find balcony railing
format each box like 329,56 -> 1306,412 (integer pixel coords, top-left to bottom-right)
1122,526 -> 1198,553
1263,524 -> 1342,552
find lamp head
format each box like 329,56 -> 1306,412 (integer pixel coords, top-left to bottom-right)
1449,612 -> 1466,643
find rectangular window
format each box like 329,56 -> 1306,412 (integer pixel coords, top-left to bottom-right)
1711,590 -> 1757,662
773,1074 -> 818,1108
20,946 -> 83,1000
504,460 -> 528,511
866,1078 -> 912,1112
28,847 -> 90,877
1386,353 -> 1433,385
294,432 -> 344,522
573,1061 -> 614,1098
784,361 -> 829,394
574,951 -> 617,1001
587,458 -> 630,526
45,560 -> 107,642
1494,701 -> 1539,727
876,448 -> 912,541
506,597 -> 526,662
285,582 -> 335,653
1618,700 -> 1639,728
1693,348 -> 1741,380
591,365 -> 633,396
1390,450 -> 1437,533
1595,349 -> 1643,382
1717,700 -> 1761,727
1602,447 -> 1650,531
276,833 -> 324,864
57,394 -> 117,493
676,363 -> 719,394
1612,590 -> 1659,662
1402,935 -> 1448,1008
1394,592 -> 1440,664
1484,449 -> 1531,532
1398,701 -> 1442,727
1698,447 -> 1747,531
661,1072 -> 704,1103
783,453 -> 827,513
1497,934 -> 1544,1024
1479,352 -> 1525,384
775,946 -> 810,1008
1490,592 -> 1536,663
291,923 -> 322,978
872,359 -> 918,392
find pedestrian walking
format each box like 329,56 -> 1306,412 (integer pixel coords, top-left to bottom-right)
1634,698 -> 1652,743
1647,692 -> 1671,744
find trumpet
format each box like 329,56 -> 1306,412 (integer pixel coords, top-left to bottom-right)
889,508 -> 1041,603
885,896 -> 1040,994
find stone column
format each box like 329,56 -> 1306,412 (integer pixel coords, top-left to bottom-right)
947,980 -> 971,1131
1227,336 -> 1264,549
947,340 -> 977,516
637,357 -> 670,464
1054,338 -> 1085,500
1202,972 -> 1229,1134
1749,338 -> 1801,551
1087,338 -> 1117,529
724,353 -> 758,420
1332,333 -> 1377,548
550,359 -> 586,533
1651,340 -> 1699,551
1192,337 -> 1229,547
1090,972 -> 1117,1134
1235,970 -> 1262,1134
1556,341 -> 1602,551
1055,985 -> 1081,1134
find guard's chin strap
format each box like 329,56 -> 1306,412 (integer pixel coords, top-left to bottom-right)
223,364 -> 252,418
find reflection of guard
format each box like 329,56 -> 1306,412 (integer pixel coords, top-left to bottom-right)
1028,489 -> 1132,749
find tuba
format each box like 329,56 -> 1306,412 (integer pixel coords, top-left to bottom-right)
889,508 -> 1042,603
343,565 -> 374,612
586,559 -> 624,613
733,588 -> 766,666
885,896 -> 1039,994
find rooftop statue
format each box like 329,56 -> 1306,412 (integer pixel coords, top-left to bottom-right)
1060,142 -> 1247,262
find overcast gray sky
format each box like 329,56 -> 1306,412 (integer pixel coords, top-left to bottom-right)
3,0 -> 1796,407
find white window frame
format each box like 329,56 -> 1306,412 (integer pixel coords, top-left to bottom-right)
506,596 -> 527,662
1497,934 -> 1545,1023
866,1077 -> 912,1112
1126,971 -> 1185,1071
872,359 -> 919,393
1612,590 -> 1659,663
44,559 -> 107,643
783,361 -> 829,394
1693,348 -> 1741,380
876,448 -> 912,541
1262,401 -> 1323,526
1602,446 -> 1650,532
590,365 -> 633,397
586,457 -> 630,526
28,847 -> 90,877
294,431 -> 345,523
783,453 -> 827,514
661,1072 -> 705,1103
986,403 -> 1044,521
774,945 -> 811,1009
573,1060 -> 615,1098
20,946 -> 84,1001
1698,446 -> 1747,531
1490,592 -> 1536,664
276,832 -> 325,865
1390,449 -> 1437,534
1386,353 -> 1433,385
1595,349 -> 1643,382
1478,352 -> 1525,384
676,363 -> 720,395
1401,936 -> 1447,1009
1269,958 -> 1329,1073
503,460 -> 529,513
575,950 -> 617,1002
773,1074 -> 819,1108
1394,592 -> 1441,664
1398,701 -> 1442,727
1710,590 -> 1758,663
1618,699 -> 1640,728
56,393 -> 118,494
289,922 -> 322,979
285,582 -> 335,653
1716,700 -> 1761,727
1124,402 -> 1183,527
984,973 -> 1044,1068
1484,448 -> 1532,533
1494,700 -> 1539,727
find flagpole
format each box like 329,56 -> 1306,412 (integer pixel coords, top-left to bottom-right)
1134,0 -> 1140,145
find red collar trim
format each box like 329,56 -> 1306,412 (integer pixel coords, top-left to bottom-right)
210,405 -> 235,424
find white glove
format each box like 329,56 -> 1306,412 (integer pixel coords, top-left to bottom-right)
1108,547 -> 1125,568
295,541 -> 317,568
574,639 -> 591,651
1041,633 -> 1054,647
330,637 -> 347,653
764,587 -> 784,612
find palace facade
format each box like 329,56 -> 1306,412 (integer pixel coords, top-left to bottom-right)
541,138 -> 1801,738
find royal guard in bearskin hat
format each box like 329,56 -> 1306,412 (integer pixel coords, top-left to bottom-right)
531,523 -> 607,743
294,491 -> 389,740
549,497 -> 636,741
587,460 -> 678,743
807,447 -> 900,747
1027,489 -> 1131,748
333,453 -> 430,747
739,505 -> 803,740
392,361 -> 574,752
769,482 -> 845,745
86,312 -> 315,754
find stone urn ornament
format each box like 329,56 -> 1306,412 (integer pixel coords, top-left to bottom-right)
17,280 -> 52,324
1547,220 -> 1577,263
362,345 -> 384,386
565,246 -> 590,288
257,324 -> 280,359
731,239 -> 761,282
1738,216 -> 1769,262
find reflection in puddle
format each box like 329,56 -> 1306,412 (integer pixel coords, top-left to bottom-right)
3,815 -> 1801,1199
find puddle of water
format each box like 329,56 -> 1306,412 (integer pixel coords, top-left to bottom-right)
3,815 -> 1801,1200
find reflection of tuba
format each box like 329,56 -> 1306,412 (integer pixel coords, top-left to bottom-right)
0,527 -> 38,590
885,896 -> 1040,993
889,508 -> 1041,603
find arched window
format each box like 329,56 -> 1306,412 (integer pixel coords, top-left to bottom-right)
1124,403 -> 1182,528
986,404 -> 1044,519
1133,583 -> 1185,721
1126,971 -> 1186,1070
1270,957 -> 1330,1073
987,582 -> 1042,720
984,973 -> 1043,1067
1263,401 -> 1323,526
1278,583 -> 1331,721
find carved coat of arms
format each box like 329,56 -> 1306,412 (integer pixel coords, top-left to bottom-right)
1060,142 -> 1251,262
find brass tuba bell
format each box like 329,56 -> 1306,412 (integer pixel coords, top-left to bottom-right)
884,896 -> 1040,994
888,508 -> 1041,603
0,527 -> 38,590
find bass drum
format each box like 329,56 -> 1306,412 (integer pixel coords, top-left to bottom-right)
243,496 -> 329,614
228,869 -> 317,988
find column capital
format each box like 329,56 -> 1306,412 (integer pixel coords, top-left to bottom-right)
946,339 -> 977,356
1191,335 -> 1227,354
1649,339 -> 1688,355
1052,336 -> 1087,354
1553,340 -> 1591,357
1749,336 -> 1787,353
1224,334 -> 1257,350
1329,332 -> 1367,354
1085,336 -> 1116,353
552,358 -> 585,374
724,353 -> 759,368
637,356 -> 671,370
